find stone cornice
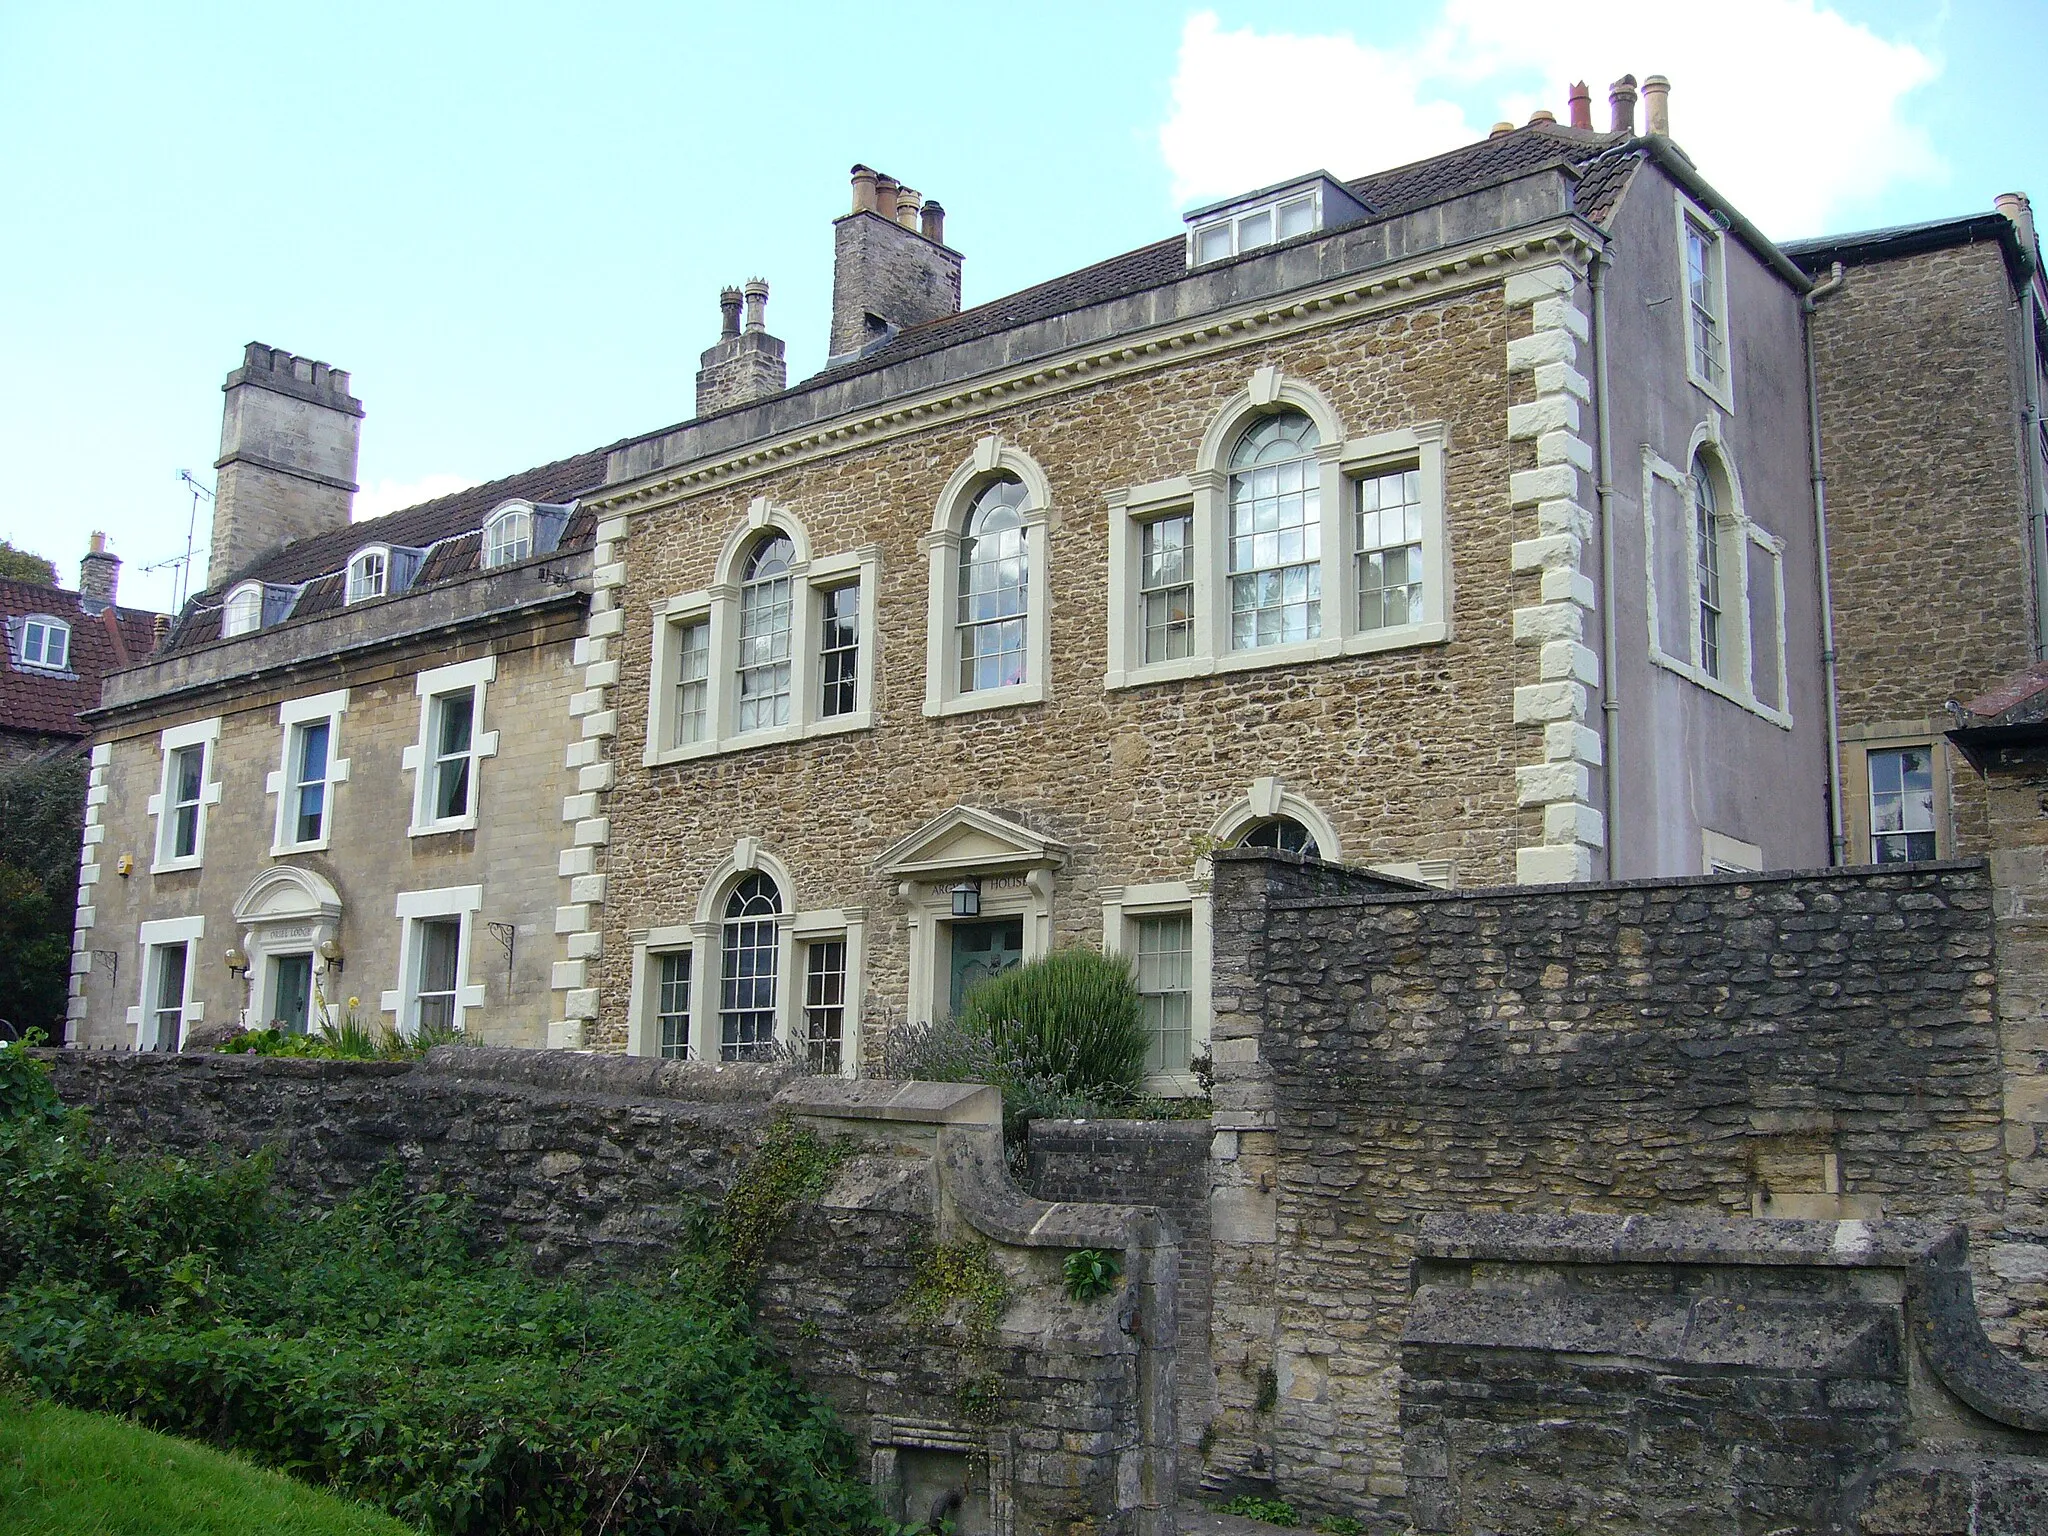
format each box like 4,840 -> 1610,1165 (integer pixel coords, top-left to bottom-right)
594,217 -> 1602,517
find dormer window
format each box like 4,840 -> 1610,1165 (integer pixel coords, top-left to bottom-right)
482,507 -> 532,568
347,548 -> 388,603
222,583 -> 264,637
1183,172 -> 1370,269
17,616 -> 69,671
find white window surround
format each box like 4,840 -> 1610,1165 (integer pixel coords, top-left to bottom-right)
401,657 -> 499,835
1640,431 -> 1790,728
644,500 -> 880,764
1206,776 -> 1345,865
16,615 -> 72,671
1701,828 -> 1763,874
145,717 -> 222,873
622,839 -> 866,1073
482,504 -> 534,568
923,436 -> 1055,718
266,689 -> 351,855
223,583 -> 265,637
1105,369 -> 1450,689
127,914 -> 204,1050
379,884 -> 484,1035
1676,193 -> 1735,412
346,546 -> 390,603
1102,881 -> 1213,1096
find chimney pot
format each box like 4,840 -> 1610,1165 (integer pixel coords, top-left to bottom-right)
1997,192 -> 2039,261
920,199 -> 946,244
1568,81 -> 1592,130
850,164 -> 879,216
1489,121 -> 1516,138
1642,74 -> 1670,136
1609,74 -> 1638,135
718,285 -> 743,339
1528,109 -> 1556,126
742,278 -> 770,334
894,186 -> 921,229
874,174 -> 900,216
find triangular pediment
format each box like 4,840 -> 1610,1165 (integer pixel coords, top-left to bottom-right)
232,866 -> 343,926
877,805 -> 1066,879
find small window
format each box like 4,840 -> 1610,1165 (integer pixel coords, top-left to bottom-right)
673,620 -> 710,746
1692,453 -> 1723,679
1189,191 -> 1321,264
819,584 -> 860,718
222,585 -> 263,637
1355,467 -> 1425,631
1228,412 -> 1322,650
719,873 -> 782,1061
1140,513 -> 1194,663
411,917 -> 462,1034
482,508 -> 533,568
167,744 -> 205,860
1682,210 -> 1731,400
1135,913 -> 1194,1075
347,550 -> 388,603
147,943 -> 189,1052
735,535 -> 795,733
19,617 -> 69,671
430,691 -> 476,822
803,938 -> 847,1074
289,720 -> 331,844
957,477 -> 1030,692
1870,747 -> 1937,863
1238,817 -> 1319,858
656,951 -> 692,1060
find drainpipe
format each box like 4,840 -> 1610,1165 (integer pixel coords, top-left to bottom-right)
1591,247 -> 1621,878
2020,281 -> 2048,660
1804,260 -> 1849,864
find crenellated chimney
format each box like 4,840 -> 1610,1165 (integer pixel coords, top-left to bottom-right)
695,279 -> 787,417
1568,81 -> 1592,130
1642,75 -> 1670,136
1609,74 -> 1639,135
828,163 -> 963,364
207,343 -> 362,590
78,531 -> 120,612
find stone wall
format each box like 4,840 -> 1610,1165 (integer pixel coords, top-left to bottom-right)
1202,848 -> 2046,1527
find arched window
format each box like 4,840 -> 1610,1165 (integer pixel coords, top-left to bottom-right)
735,533 -> 795,732
1228,411 -> 1322,650
1237,816 -> 1320,859
957,477 -> 1030,692
482,507 -> 532,568
222,584 -> 263,637
1691,452 -> 1722,678
347,548 -> 388,604
719,872 -> 783,1060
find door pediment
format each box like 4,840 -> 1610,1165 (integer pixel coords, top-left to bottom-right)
232,866 -> 343,927
877,805 -> 1066,880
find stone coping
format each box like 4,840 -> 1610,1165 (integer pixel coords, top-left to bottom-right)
774,1077 -> 1000,1125
940,1124 -> 1178,1253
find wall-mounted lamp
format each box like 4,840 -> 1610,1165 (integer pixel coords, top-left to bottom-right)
317,939 -> 344,971
223,947 -> 249,977
116,854 -> 133,878
949,878 -> 982,918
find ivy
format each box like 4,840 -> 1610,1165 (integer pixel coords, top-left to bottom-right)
903,1240 -> 1008,1345
713,1115 -> 849,1292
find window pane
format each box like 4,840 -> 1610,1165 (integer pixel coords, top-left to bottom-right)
1140,513 -> 1194,663
1355,467 -> 1425,631
674,620 -> 710,745
820,584 -> 860,717
1228,413 -> 1321,650
486,511 -> 532,567
1196,223 -> 1232,263
171,745 -> 203,858
1869,746 -> 1937,863
804,939 -> 847,1074
1237,209 -> 1273,249
657,951 -> 692,1060
958,478 -> 1030,691
414,918 -> 460,1033
1238,818 -> 1318,858
151,943 -> 187,1051
720,874 -> 782,1060
1276,196 -> 1316,239
1135,914 -> 1194,1075
434,693 -> 475,820
736,535 -> 795,732
1692,457 -> 1721,678
294,721 -> 330,843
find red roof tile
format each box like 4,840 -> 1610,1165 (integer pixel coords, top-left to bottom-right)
0,579 -> 161,741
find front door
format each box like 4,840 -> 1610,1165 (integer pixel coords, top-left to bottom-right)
948,917 -> 1024,1017
272,954 -> 313,1035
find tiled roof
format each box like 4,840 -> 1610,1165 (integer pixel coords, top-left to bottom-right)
0,578 -> 159,741
1953,660 -> 2048,729
1781,211 -> 2029,281
163,447 -> 611,653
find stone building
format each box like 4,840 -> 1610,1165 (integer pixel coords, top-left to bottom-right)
68,343 -> 609,1050
1785,198 -> 2048,868
0,534 -> 157,764
551,78 -> 1837,1074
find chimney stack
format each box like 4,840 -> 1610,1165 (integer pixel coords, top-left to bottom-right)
1641,75 -> 1670,136
695,281 -> 787,417
79,531 -> 119,612
1568,81 -> 1592,130
1609,74 -> 1638,135
828,162 -> 964,364
1996,192 -> 2039,261
207,344 -> 362,592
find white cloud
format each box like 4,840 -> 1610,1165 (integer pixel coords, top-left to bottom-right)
352,473 -> 478,521
1160,3 -> 1942,237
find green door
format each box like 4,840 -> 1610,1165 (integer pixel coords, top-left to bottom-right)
949,918 -> 1024,1017
273,954 -> 313,1036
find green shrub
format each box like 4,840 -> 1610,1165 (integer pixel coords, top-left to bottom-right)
1061,1248 -> 1121,1302
0,754 -> 88,1037
1217,1494 -> 1300,1526
959,948 -> 1146,1102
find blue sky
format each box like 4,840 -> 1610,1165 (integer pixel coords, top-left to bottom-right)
2,1 -> 2040,614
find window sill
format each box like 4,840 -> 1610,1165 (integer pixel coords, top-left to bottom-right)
1105,621 -> 1449,690
1649,648 -> 1791,728
407,815 -> 479,838
271,837 -> 333,858
150,856 -> 203,876
645,710 -> 873,767
924,680 -> 1045,718
1687,366 -> 1734,414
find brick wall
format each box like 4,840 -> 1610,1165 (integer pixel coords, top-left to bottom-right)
1204,849 -> 2040,1526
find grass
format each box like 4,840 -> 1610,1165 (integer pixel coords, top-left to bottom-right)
0,1396 -> 416,1536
